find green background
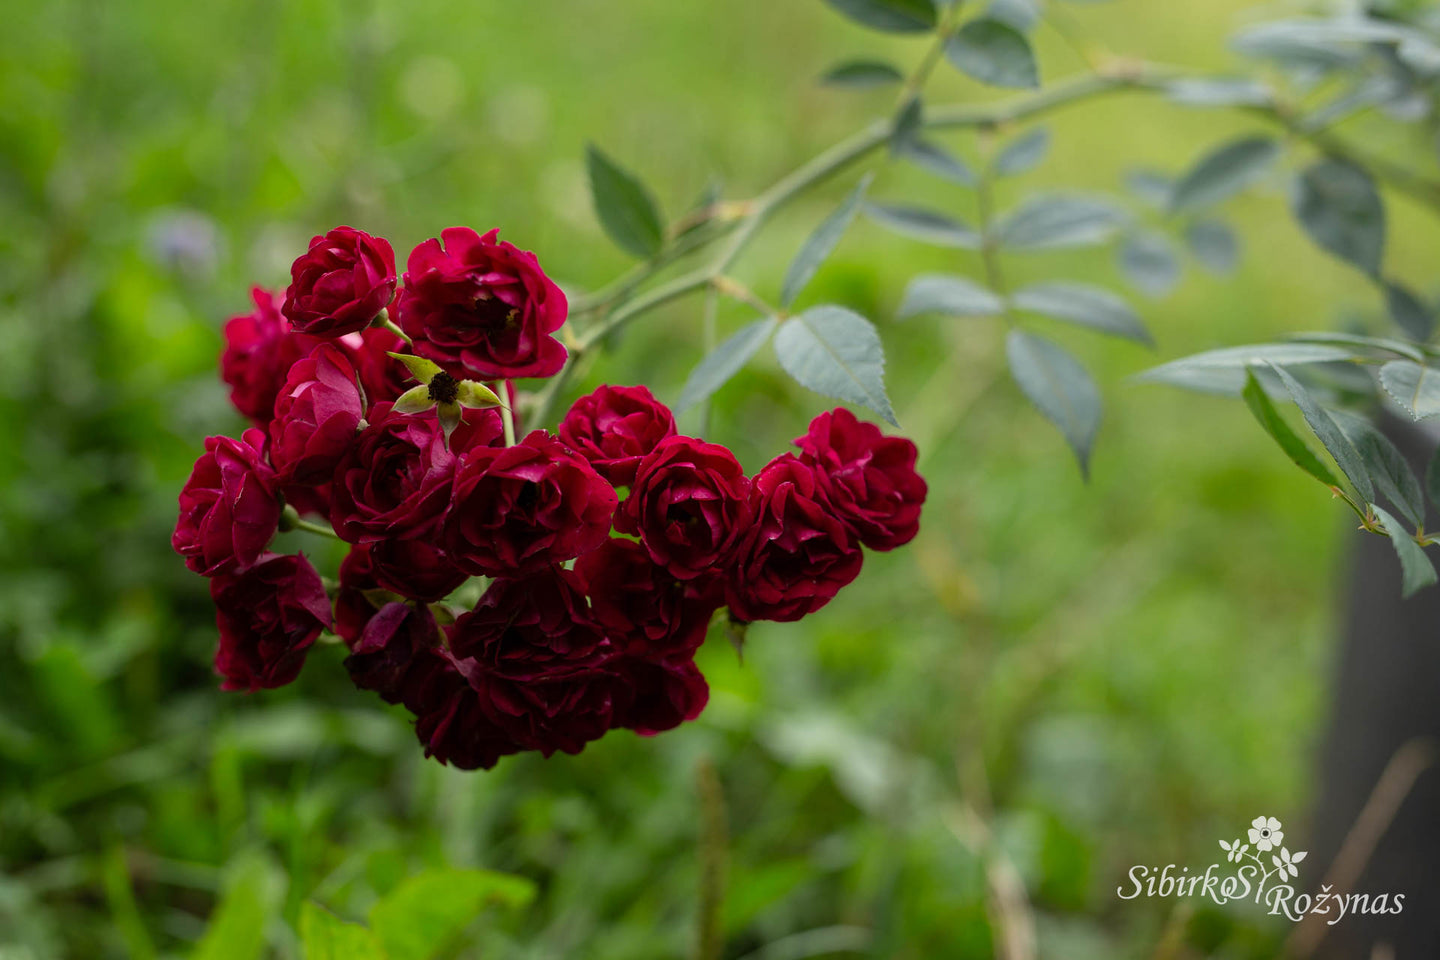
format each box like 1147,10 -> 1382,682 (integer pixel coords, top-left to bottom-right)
1,0 -> 1426,956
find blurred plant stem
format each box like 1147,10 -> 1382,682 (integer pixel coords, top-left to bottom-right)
695,756 -> 728,960
536,60 -> 1440,430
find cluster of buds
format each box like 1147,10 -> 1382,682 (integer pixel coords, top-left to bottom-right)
173,225 -> 927,769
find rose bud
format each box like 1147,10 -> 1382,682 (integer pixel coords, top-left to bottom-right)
220,287 -> 316,424
726,454 -> 863,623
282,226 -> 397,337
173,428 -> 281,576
559,384 -> 677,486
573,538 -> 718,655
343,600 -> 441,703
448,568 -> 609,673
609,655 -> 709,735
396,227 -> 568,380
209,552 -> 332,691
616,436 -> 751,581
369,537 -> 469,602
443,432 -> 617,578
268,343 -> 366,485
328,402 -> 458,543
794,408 -> 927,551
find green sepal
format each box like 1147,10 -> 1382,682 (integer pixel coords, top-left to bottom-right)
456,380 -> 503,410
388,352 -> 445,385
437,401 -> 462,445
393,384 -> 436,414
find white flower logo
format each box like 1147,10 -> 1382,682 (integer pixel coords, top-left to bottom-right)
1248,816 -> 1284,852
1272,847 -> 1306,879
1218,838 -> 1249,863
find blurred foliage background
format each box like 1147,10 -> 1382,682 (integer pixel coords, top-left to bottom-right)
2,0 -> 1433,956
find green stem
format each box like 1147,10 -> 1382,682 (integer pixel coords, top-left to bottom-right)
293,517 -> 342,541
697,287 -> 719,438
499,381 -> 517,446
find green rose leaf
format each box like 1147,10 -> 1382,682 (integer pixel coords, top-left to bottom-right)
993,127 -> 1049,176
1118,230 -> 1181,299
865,203 -> 982,248
1385,282 -> 1434,342
1241,369 -> 1340,490
774,306 -> 897,425
1138,343 -> 1356,394
1371,504 -> 1437,598
1012,282 -> 1152,345
897,274 -> 1005,320
822,0 -> 938,33
782,174 -> 873,309
946,18 -> 1040,89
820,60 -> 905,88
676,317 -> 780,412
1293,158 -> 1385,275
1268,362 -> 1374,504
192,852 -> 281,960
1425,443 -> 1440,514
896,138 -> 977,186
995,195 -> 1127,250
586,143 -> 665,259
1334,410 -> 1426,530
1169,136 -> 1280,213
1006,329 -> 1101,476
1187,219 -> 1240,274
1379,360 -> 1440,420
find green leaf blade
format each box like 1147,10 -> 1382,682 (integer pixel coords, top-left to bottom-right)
369,868 -> 536,960
822,0 -> 938,33
1170,136 -> 1280,213
1371,504 -> 1437,598
1267,361 -> 1375,503
782,174 -> 872,308
1006,329 -> 1101,476
1241,369 -> 1340,490
1293,158 -> 1385,275
946,18 -> 1040,89
1012,282 -> 1151,345
587,144 -> 665,259
774,306 -> 897,426
677,317 -> 779,412
1379,360 -> 1440,420
300,903 -> 385,960
865,202 -> 981,248
898,274 -> 1005,320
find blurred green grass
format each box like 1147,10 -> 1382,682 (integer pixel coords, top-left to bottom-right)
1,0 -> 1426,956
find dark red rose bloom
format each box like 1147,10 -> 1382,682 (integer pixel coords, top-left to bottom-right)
794,408 -> 926,551
574,538 -> 718,655
220,287 -> 316,424
369,537 -> 469,602
334,544 -> 381,645
281,482 -> 331,519
210,552 -> 332,691
173,428 -> 281,576
396,227 -> 568,380
609,656 -> 709,736
344,600 -> 440,703
340,326 -> 411,407
282,226 -> 397,337
558,384 -> 677,486
448,568 -> 608,671
443,431 -> 616,578
406,651 -> 527,769
726,454 -> 863,623
269,343 -> 365,484
616,436 -> 751,581
328,402 -> 458,543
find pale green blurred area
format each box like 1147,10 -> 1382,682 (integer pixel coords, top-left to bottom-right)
0,0 -> 1425,957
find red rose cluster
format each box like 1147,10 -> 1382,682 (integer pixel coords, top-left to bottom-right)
174,224 -> 927,769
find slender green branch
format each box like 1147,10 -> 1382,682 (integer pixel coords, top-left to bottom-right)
499,382 -> 517,445
292,517 -> 342,541
697,287 -> 719,438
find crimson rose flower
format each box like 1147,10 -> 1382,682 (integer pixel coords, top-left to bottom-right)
269,343 -> 365,484
344,600 -> 440,703
609,656 -> 709,736
396,227 -> 568,380
574,538 -> 718,654
329,402 -> 458,543
282,226 -> 397,336
727,454 -> 862,623
794,408 -> 926,551
617,436 -> 750,580
559,384 -> 677,486
341,326 -> 411,407
443,431 -> 616,578
449,568 -> 608,671
210,552 -> 332,691
334,544 -> 381,645
369,537 -> 469,602
173,428 -> 281,576
220,287 -> 315,424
